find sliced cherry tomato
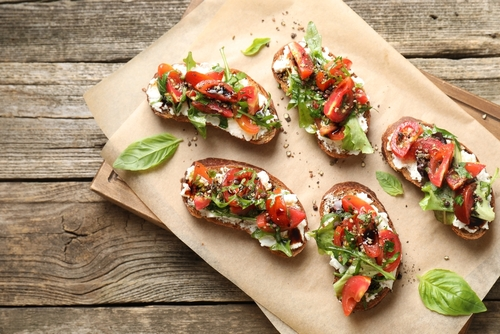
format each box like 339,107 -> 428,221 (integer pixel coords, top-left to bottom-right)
157,63 -> 175,77
157,63 -> 183,103
315,71 -> 334,91
323,76 -> 355,123
428,142 -> 454,187
266,189 -> 289,228
324,57 -> 352,79
453,182 -> 476,225
390,120 -> 423,159
288,41 -> 314,80
235,115 -> 260,134
407,137 -> 444,161
192,161 -> 212,184
191,100 -> 234,118
465,162 -> 486,177
353,87 -> 368,105
446,169 -> 468,191
378,229 -> 402,273
333,225 -> 346,247
342,195 -> 375,216
288,207 -> 307,229
239,86 -> 260,115
342,275 -> 371,316
195,80 -> 239,103
327,127 -> 345,141
193,195 -> 211,211
362,227 -> 381,259
256,213 -> 275,233
185,70 -> 224,87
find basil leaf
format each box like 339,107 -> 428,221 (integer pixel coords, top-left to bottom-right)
113,133 -> 182,171
183,51 -> 197,71
376,171 -> 404,196
241,37 -> 270,56
417,269 -> 487,316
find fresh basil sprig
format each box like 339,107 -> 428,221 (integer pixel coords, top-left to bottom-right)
113,133 -> 182,171
376,171 -> 404,196
241,37 -> 270,56
417,269 -> 487,316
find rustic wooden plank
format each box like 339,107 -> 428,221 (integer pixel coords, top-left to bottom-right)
0,182 -> 250,305
0,304 -> 279,334
0,118 -> 106,179
0,1 -> 499,63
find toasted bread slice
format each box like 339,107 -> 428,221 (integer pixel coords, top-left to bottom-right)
180,158 -> 308,257
381,116 -> 495,240
147,64 -> 280,145
317,182 -> 401,314
272,43 -> 372,158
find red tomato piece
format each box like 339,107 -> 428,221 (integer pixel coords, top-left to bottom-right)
239,86 -> 260,115
191,100 -> 234,118
341,195 -> 375,216
323,76 -> 355,123
353,87 -> 368,105
195,80 -> 239,103
193,195 -> 211,211
235,115 -> 260,134
288,41 -> 314,80
378,229 -> 402,273
333,225 -> 345,247
327,127 -> 345,141
256,213 -> 275,233
266,190 -> 289,228
315,71 -> 334,91
324,58 -> 352,79
222,168 -> 262,208
185,70 -> 224,87
445,169 -> 468,191
192,161 -> 212,184
361,227 -> 381,259
428,142 -> 454,187
390,120 -> 423,159
465,162 -> 486,177
342,276 -> 371,316
288,207 -> 307,229
453,182 -> 476,225
157,63 -> 183,103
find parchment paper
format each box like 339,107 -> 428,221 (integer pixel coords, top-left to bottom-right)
92,0 -> 499,332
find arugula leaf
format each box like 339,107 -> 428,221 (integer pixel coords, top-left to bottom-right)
251,229 -> 293,257
241,37 -> 270,56
113,133 -> 182,171
418,269 -> 487,316
183,51 -> 197,71
419,182 -> 454,212
341,115 -> 374,154
187,107 -> 207,139
376,171 -> 404,196
304,21 -> 324,62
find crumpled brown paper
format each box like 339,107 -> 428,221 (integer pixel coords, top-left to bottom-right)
86,0 -> 500,333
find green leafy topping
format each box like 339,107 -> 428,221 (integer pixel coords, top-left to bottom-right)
304,21 -> 325,62
187,107 -> 207,139
252,228 -> 293,258
113,133 -> 182,171
376,171 -> 404,196
418,269 -> 487,316
241,37 -> 271,56
419,182 -> 455,212
341,115 -> 374,154
183,51 -> 197,71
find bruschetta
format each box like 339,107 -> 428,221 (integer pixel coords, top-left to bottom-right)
308,182 -> 402,316
180,158 -> 308,257
271,21 -> 374,158
382,116 -> 497,240
146,51 -> 281,144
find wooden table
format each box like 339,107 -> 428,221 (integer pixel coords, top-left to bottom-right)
1,0 -> 499,332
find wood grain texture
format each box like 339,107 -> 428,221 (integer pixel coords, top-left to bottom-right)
1,0 -> 499,332
0,182 -> 250,305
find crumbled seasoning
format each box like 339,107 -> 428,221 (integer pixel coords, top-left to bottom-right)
283,113 -> 292,122
283,143 -> 289,149
286,151 -> 292,157
291,33 -> 297,39
312,201 -> 318,211
482,114 -> 487,120
444,256 -> 450,261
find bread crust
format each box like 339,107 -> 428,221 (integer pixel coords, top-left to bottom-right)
147,67 -> 279,145
181,158 -> 308,257
320,182 -> 399,313
381,117 -> 494,240
272,45 -> 372,159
